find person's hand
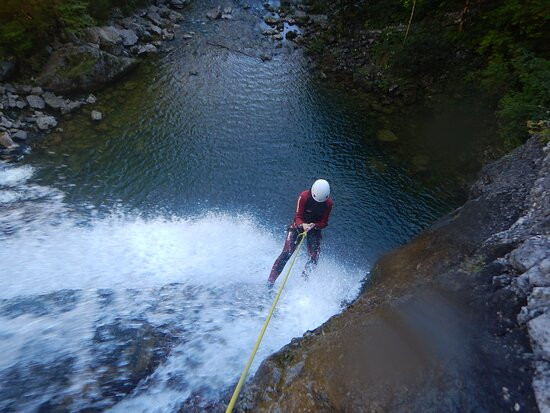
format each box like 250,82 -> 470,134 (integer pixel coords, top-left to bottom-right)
302,223 -> 315,232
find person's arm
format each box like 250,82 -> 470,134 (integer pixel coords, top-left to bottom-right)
294,191 -> 308,227
313,198 -> 333,229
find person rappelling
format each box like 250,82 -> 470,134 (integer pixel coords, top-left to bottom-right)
267,179 -> 333,284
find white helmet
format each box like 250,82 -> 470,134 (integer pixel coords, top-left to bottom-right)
311,179 -> 330,202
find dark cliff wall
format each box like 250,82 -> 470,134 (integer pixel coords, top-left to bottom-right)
234,135 -> 549,412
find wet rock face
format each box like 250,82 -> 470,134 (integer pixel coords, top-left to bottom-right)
237,137 -> 548,412
89,319 -> 174,402
38,45 -> 138,94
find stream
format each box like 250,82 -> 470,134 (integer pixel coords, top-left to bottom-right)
0,1 -> 460,411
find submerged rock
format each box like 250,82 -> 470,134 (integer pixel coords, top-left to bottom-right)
38,45 -> 138,94
377,129 -> 398,142
91,110 -> 103,121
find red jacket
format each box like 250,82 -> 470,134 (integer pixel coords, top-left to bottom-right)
293,190 -> 333,229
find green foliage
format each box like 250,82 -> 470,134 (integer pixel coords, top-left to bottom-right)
331,0 -> 550,144
483,52 -> 550,144
56,0 -> 95,33
0,0 -> 148,58
306,37 -> 326,55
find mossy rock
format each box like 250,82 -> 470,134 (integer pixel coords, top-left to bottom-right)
377,129 -> 398,142
411,154 -> 430,171
38,45 -> 138,94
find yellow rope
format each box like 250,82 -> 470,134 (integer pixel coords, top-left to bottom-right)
225,231 -> 308,413
403,0 -> 417,45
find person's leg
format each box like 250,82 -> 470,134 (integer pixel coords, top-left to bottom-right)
268,227 -> 299,283
303,230 -> 322,279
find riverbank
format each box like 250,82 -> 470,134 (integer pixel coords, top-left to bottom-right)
0,0 -> 193,162
234,128 -> 549,412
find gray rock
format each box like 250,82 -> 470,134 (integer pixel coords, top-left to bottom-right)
260,53 -> 272,61
38,45 -> 138,94
86,94 -> 97,104
36,115 -> 58,130
170,0 -> 189,9
65,100 -> 84,114
26,95 -> 45,110
162,29 -> 174,41
0,57 -> 16,82
31,86 -> 43,95
510,236 -> 550,272
43,92 -> 68,111
526,264 -> 550,287
529,312 -> 550,361
120,29 -> 139,46
168,11 -> 184,22
532,361 -> 550,413
0,131 -> 16,148
15,84 -> 31,94
528,287 -> 550,311
0,117 -> 13,129
149,25 -> 163,36
146,11 -> 164,26
7,94 -> 26,109
12,130 -> 28,140
206,7 -> 222,20
137,44 -> 158,55
82,26 -> 124,52
91,110 -> 103,121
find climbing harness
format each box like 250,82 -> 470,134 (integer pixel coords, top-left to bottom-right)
225,231 -> 308,413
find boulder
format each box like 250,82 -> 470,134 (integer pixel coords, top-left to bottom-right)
86,94 -> 97,104
146,11 -> 164,26
26,95 -> 45,110
0,116 -> 13,129
38,45 -> 138,94
31,86 -> 43,95
36,115 -> 58,130
528,312 -> 550,361
0,57 -> 16,82
510,236 -> 550,273
82,26 -> 124,52
260,53 -> 272,62
0,131 -> 16,148
149,25 -> 163,36
120,29 -> 139,46
137,44 -> 158,55
43,92 -> 68,112
65,100 -> 84,114
12,130 -> 28,140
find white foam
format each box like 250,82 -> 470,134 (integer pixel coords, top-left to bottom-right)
0,164 -> 34,186
0,165 -> 366,411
